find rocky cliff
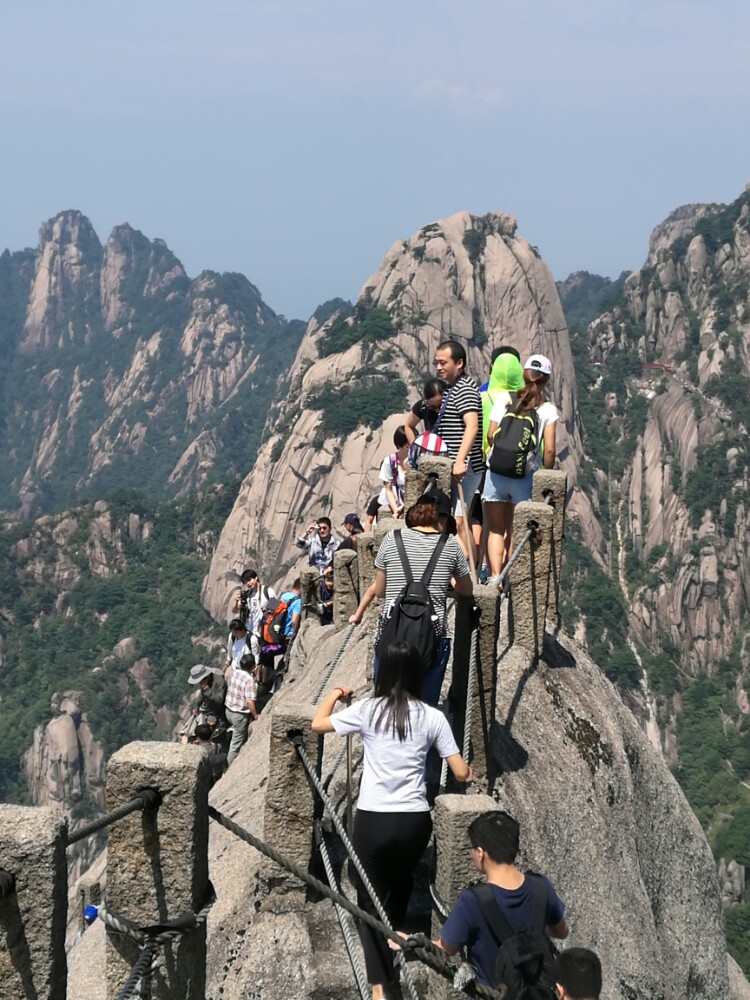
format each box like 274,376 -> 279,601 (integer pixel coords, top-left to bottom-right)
66,610 -> 750,999
557,188 -> 750,702
0,211 -> 303,516
0,490 -> 226,807
202,209 -> 592,617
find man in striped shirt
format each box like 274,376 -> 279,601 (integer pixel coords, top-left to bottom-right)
434,339 -> 483,553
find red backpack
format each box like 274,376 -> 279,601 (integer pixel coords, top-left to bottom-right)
260,594 -> 289,652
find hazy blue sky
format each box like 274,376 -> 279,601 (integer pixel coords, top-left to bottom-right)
2,1 -> 749,319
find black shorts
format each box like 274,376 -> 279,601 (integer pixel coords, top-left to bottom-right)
470,470 -> 486,525
366,495 -> 380,518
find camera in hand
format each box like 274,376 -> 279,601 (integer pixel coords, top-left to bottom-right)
238,587 -> 253,625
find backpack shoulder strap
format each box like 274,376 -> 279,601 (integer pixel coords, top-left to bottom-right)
393,530 -> 414,585
469,883 -> 517,946
419,532 -> 449,585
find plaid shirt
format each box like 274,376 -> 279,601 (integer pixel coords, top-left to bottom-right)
225,666 -> 257,714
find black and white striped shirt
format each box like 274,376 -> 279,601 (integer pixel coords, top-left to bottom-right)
435,373 -> 483,473
374,528 -> 470,627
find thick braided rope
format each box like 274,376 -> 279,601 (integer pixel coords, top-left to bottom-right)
293,739 -> 421,1000
208,805 -> 503,998
114,942 -> 158,1000
463,612 -> 479,762
311,622 -> 357,704
100,882 -> 216,999
314,823 -> 370,1000
66,788 -> 161,846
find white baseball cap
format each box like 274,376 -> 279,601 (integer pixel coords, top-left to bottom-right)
523,354 -> 552,376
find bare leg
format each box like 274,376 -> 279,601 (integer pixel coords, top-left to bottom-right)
484,500 -> 515,577
484,501 -> 505,576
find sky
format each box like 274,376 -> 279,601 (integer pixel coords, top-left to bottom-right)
1,1 -> 749,320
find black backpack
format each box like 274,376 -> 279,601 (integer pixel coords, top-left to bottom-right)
488,393 -> 539,479
375,531 -> 448,671
470,876 -> 559,1000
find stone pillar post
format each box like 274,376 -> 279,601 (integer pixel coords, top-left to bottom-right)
262,705 -> 321,908
333,548 -> 358,625
403,456 -> 452,508
357,532 -> 377,596
509,501 -> 554,657
105,742 -> 211,1000
531,470 -> 568,626
300,567 -> 319,623
430,794 -> 499,1000
0,805 -> 67,1000
450,585 -> 501,784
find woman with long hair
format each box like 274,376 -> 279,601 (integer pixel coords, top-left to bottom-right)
481,354 -> 558,585
312,640 -> 472,1000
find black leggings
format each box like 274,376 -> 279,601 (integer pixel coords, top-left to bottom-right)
351,809 -> 433,987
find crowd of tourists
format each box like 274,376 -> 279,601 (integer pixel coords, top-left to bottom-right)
180,338 -> 606,999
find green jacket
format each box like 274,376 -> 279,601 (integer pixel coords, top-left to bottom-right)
480,354 -> 524,456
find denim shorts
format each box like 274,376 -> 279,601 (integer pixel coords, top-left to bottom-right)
482,469 -> 533,504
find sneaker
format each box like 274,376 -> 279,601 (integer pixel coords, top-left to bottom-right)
486,574 -> 502,589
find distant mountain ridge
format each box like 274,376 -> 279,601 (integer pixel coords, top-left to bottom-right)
0,210 -> 303,516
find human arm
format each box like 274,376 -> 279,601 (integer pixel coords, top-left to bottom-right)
542,421 -> 556,469
349,570 -> 385,623
453,410 -> 478,479
445,753 -> 472,782
451,543 -> 473,597
296,524 -> 318,549
402,406 -> 421,444
246,698 -> 259,721
486,419 -> 499,450
311,686 -> 355,733
385,481 -> 403,518
547,917 -> 568,939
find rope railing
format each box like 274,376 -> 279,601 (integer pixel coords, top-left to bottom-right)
494,520 -> 539,593
100,880 -> 216,1000
66,787 -> 161,846
290,733 -> 421,1000
313,822 -> 370,1000
311,622 -> 357,704
462,611 -> 479,763
208,805 -> 505,999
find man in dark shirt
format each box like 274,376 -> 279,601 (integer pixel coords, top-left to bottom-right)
433,339 -> 483,554
438,810 -> 568,987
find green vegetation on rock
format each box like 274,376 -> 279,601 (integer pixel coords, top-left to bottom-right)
308,374 -> 407,448
317,306 -> 395,358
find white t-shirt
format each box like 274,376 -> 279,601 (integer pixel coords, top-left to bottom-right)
377,453 -> 405,508
246,585 -> 277,635
330,697 -> 459,812
486,398 -> 559,474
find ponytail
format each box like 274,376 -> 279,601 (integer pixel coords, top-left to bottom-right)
514,370 -> 548,412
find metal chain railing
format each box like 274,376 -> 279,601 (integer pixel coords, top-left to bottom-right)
311,622 -> 357,704
66,788 -> 161,846
208,805 -> 504,999
291,735 -> 421,1000
313,822 -> 370,1000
